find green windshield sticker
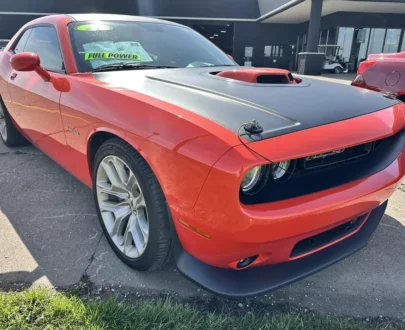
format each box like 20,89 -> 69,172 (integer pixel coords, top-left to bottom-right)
84,52 -> 141,61
82,41 -> 153,69
75,24 -> 113,32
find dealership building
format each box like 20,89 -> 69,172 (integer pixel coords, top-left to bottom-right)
2,0 -> 405,72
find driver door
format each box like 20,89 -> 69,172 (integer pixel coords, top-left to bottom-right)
7,26 -> 68,163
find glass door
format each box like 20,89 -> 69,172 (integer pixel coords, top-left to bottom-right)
383,29 -> 401,53
357,28 -> 370,62
337,27 -> 354,62
368,29 -> 385,55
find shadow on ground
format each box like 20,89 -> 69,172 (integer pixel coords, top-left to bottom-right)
0,142 -> 198,294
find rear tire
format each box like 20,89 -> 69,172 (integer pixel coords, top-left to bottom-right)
93,138 -> 172,271
0,99 -> 27,147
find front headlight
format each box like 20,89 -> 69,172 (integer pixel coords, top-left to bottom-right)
241,160 -> 295,195
270,160 -> 292,182
241,165 -> 268,194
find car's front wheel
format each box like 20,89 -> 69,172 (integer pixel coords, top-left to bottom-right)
93,138 -> 172,271
0,100 -> 27,147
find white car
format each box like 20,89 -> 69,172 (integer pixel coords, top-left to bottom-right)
322,60 -> 345,74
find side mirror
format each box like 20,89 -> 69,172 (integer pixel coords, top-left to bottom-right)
10,52 -> 39,71
10,52 -> 51,81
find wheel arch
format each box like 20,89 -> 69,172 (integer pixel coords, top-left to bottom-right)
86,128 -> 165,195
0,94 -> 9,113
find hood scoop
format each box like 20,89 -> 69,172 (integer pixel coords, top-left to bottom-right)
215,68 -> 300,84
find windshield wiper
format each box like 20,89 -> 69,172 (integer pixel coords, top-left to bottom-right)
205,64 -> 237,67
93,63 -> 177,72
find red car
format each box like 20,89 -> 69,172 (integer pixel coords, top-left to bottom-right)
1,14 -> 404,298
0,40 -> 10,51
352,52 -> 405,102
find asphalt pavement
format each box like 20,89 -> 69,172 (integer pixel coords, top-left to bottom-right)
1,76 -> 405,319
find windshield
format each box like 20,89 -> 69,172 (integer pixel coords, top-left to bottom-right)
68,21 -> 236,72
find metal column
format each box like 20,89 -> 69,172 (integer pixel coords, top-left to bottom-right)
306,0 -> 323,52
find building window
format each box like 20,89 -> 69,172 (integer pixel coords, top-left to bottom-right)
383,29 -> 401,53
337,27 -> 354,62
358,28 -> 370,62
319,29 -> 328,46
328,27 -> 337,45
368,28 -> 385,55
400,33 -> 405,52
264,45 -> 285,58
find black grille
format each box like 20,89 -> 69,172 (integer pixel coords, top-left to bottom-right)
290,214 -> 367,258
240,129 -> 405,204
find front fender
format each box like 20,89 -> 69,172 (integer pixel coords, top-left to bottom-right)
62,74 -> 240,210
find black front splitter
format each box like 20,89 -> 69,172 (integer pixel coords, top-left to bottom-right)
171,201 -> 387,298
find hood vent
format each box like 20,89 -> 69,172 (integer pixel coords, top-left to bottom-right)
215,68 -> 300,84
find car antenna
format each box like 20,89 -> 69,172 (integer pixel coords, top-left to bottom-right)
238,120 -> 294,176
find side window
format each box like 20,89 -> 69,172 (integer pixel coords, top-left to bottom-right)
14,29 -> 32,54
24,26 -> 64,72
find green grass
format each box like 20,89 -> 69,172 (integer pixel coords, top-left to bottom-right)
0,289 -> 403,330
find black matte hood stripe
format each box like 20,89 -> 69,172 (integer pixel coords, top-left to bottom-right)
94,67 -> 399,139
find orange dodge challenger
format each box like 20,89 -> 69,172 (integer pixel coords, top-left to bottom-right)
0,14 -> 404,297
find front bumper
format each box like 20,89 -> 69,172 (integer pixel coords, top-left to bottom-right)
171,129 -> 405,268
169,106 -> 405,297
172,201 -> 387,298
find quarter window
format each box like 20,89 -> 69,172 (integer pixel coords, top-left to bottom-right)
23,26 -> 64,72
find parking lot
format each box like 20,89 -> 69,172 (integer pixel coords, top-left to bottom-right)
0,76 -> 404,320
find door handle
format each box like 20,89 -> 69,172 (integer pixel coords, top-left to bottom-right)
10,73 -> 17,81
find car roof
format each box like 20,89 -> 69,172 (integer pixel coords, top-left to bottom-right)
66,14 -> 183,27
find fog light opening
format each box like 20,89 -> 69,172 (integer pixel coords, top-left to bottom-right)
236,255 -> 258,269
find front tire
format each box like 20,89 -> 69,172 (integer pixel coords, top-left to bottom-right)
92,138 -> 172,271
334,66 -> 343,74
0,100 -> 27,147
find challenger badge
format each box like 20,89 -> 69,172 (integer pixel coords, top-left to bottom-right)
306,149 -> 345,161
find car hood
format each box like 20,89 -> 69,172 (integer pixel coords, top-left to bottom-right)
94,66 -> 399,139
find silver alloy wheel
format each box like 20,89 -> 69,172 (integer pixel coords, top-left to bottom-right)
0,107 -> 6,141
96,155 -> 149,258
